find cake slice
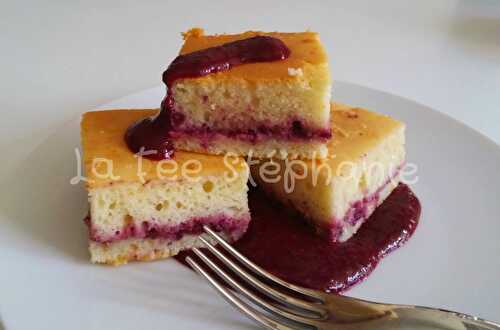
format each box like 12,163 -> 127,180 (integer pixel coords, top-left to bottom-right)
250,103 -> 405,242
168,28 -> 332,159
81,109 -> 250,265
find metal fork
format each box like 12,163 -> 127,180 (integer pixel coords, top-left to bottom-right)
185,226 -> 500,330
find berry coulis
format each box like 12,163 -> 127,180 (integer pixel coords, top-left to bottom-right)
125,36 -> 291,160
176,183 -> 421,293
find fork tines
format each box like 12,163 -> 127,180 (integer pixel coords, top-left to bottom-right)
185,225 -> 328,330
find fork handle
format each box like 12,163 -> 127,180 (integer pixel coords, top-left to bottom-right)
387,305 -> 500,330
325,300 -> 500,329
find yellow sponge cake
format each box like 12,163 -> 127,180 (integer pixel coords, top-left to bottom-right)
81,109 -> 250,265
251,103 -> 405,242
168,28 -> 332,159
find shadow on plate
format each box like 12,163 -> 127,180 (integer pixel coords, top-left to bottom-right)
89,263 -> 258,329
0,117 -> 89,263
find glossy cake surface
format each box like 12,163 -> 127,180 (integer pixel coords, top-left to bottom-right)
81,109 -> 248,188
81,109 -> 250,265
179,28 -> 329,81
251,103 -> 406,241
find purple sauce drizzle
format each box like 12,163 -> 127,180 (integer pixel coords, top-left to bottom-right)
176,183 -> 421,293
125,36 -> 291,160
162,36 -> 290,86
124,96 -> 175,160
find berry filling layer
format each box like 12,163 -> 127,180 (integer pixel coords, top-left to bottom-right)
325,166 -> 404,242
169,116 -> 332,145
85,214 -> 250,244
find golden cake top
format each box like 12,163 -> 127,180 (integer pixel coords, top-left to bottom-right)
179,28 -> 329,81
325,103 -> 405,169
81,109 -> 248,189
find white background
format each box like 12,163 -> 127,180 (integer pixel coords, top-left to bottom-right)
1,0 -> 499,151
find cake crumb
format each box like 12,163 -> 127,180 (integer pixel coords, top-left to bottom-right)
124,215 -> 133,226
287,68 -> 303,77
182,27 -> 204,40
346,110 -> 358,119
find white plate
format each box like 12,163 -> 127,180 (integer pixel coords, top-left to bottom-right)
1,82 -> 499,329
